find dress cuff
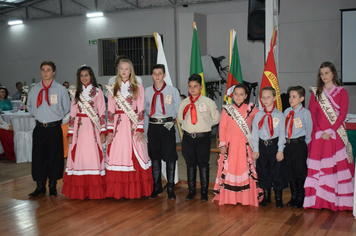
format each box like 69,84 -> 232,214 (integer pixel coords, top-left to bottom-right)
136,128 -> 144,133
315,131 -> 323,139
66,133 -> 73,138
324,128 -> 336,139
218,141 -> 226,148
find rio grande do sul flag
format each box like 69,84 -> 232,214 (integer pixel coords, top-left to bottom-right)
225,29 -> 243,104
259,27 -> 282,111
190,22 -> 206,96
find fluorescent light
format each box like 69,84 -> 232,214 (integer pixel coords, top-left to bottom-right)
86,12 -> 103,18
8,20 -> 23,25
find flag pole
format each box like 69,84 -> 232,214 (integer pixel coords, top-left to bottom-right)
153,32 -> 183,141
229,29 -> 233,69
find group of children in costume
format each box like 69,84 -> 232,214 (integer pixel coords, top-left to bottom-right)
61,59 -> 354,212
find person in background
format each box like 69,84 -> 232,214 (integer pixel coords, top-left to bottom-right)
12,82 -> 23,100
304,61 -> 354,211
180,94 -> 187,100
62,66 -> 106,200
108,55 -> 142,85
144,64 -> 181,200
63,81 -> 69,89
178,74 -> 220,202
0,87 -> 13,111
27,61 -> 70,197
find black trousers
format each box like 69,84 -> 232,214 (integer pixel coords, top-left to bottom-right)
284,140 -> 308,183
182,134 -> 211,168
147,123 -> 178,163
31,124 -> 64,181
256,141 -> 287,190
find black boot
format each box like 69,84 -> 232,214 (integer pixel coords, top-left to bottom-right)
259,188 -> 271,206
166,162 -> 176,199
275,189 -> 284,208
287,181 -> 297,207
199,166 -> 209,202
149,159 -> 163,199
186,166 -> 197,200
294,178 -> 305,208
29,181 -> 46,197
49,180 -> 57,196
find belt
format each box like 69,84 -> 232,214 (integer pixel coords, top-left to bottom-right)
286,136 -> 305,144
116,110 -> 124,114
77,113 -> 88,117
36,120 -> 62,128
259,137 -> 278,146
149,117 -> 173,123
184,131 -> 210,139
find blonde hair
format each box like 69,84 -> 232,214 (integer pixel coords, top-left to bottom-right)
113,59 -> 139,100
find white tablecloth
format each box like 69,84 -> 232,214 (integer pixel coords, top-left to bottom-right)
1,111 -> 35,163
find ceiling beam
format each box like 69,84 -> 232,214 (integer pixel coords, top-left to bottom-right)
70,0 -> 93,11
27,5 -> 62,16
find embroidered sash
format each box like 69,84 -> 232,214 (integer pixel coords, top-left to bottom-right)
310,87 -> 353,158
105,85 -> 139,127
68,89 -> 101,132
223,104 -> 254,150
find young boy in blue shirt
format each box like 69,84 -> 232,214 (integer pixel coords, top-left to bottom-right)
252,86 -> 286,208
283,86 -> 312,208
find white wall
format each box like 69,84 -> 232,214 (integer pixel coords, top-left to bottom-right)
279,0 -> 356,113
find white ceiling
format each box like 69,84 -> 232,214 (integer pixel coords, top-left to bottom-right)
0,0 -> 242,23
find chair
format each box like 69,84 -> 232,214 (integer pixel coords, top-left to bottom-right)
10,116 -> 36,163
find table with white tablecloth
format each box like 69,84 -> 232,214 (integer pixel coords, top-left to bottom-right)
1,111 -> 36,163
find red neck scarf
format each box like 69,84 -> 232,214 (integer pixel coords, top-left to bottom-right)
150,82 -> 167,117
37,80 -> 53,108
258,106 -> 274,137
183,93 -> 201,125
285,110 -> 295,139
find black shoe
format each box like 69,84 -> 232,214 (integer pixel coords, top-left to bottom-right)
294,178 -> 305,208
275,190 -> 284,208
259,188 -> 271,206
166,162 -> 176,200
49,180 -> 57,196
199,166 -> 209,202
149,160 -> 163,199
186,166 -> 197,201
287,181 -> 297,207
29,181 -> 46,197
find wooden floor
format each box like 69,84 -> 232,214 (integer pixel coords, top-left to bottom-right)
1,175 -> 356,236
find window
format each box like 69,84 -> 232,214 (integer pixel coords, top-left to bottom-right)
99,36 -> 158,76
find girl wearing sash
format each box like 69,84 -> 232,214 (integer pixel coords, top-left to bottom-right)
304,61 -> 354,211
62,66 -> 106,200
105,59 -> 153,199
213,84 -> 262,206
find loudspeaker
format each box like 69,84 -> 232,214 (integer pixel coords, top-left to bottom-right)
248,0 -> 265,41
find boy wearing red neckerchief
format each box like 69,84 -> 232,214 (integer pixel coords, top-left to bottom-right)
144,64 -> 181,200
178,74 -> 220,201
283,86 -> 312,208
252,86 -> 286,208
27,61 -> 70,197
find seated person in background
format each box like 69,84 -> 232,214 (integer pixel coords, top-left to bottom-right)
12,82 -> 23,100
0,87 -> 13,111
63,81 -> 69,89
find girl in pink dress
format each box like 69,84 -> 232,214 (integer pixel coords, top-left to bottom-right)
304,61 -> 354,211
105,59 -> 153,199
62,66 -> 106,200
213,84 -> 262,206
